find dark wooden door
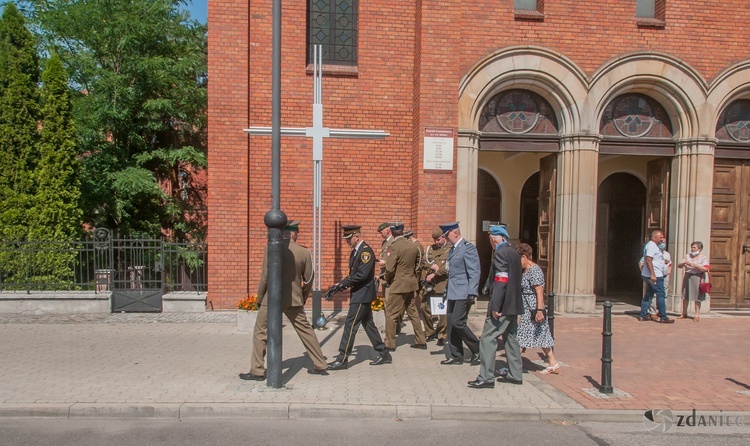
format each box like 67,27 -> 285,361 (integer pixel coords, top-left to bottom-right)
710,160 -> 750,308
594,203 -> 609,296
538,154 -> 556,295
646,159 -> 670,237
476,170 -> 502,291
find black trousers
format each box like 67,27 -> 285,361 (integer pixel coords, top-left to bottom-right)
336,302 -> 387,361
446,298 -> 479,359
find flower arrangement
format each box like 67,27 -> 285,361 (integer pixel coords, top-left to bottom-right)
238,294 -> 259,311
371,295 -> 385,311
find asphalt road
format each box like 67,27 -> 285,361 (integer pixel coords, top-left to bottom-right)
0,419 -> 747,446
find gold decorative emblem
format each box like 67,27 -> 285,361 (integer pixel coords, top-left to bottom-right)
361,251 -> 372,263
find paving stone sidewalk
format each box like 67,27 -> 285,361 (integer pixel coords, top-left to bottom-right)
0,309 -> 747,421
536,311 -> 750,412
0,311 -> 581,420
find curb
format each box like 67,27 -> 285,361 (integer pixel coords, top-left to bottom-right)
0,403 -> 721,423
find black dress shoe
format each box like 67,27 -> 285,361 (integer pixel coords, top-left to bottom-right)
467,378 -> 495,389
436,339 -> 445,346
370,354 -> 393,366
308,368 -> 329,376
440,357 -> 464,365
238,372 -> 265,381
327,360 -> 348,370
410,343 -> 427,350
469,353 -> 481,365
425,334 -> 437,342
496,375 -> 523,385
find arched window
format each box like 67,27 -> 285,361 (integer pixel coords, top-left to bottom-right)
715,99 -> 750,158
716,100 -> 750,143
598,94 -> 673,155
600,94 -> 673,138
479,89 -> 558,135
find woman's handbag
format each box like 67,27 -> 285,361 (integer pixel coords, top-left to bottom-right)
530,308 -> 547,322
699,272 -> 711,295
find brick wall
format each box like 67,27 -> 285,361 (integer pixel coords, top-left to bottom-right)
207,0 -> 250,309
208,0 -> 749,309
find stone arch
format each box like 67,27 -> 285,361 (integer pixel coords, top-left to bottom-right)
478,166 -> 505,201
598,169 -> 647,188
587,52 -> 707,140
706,60 -> 750,137
458,46 -> 588,134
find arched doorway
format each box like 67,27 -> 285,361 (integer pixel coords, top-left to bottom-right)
595,173 -> 647,301
476,169 -> 501,290
711,99 -> 750,308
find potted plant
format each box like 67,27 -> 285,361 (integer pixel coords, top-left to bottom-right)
371,295 -> 385,332
237,294 -> 259,332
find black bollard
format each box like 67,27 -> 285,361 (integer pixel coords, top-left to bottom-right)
600,301 -> 613,394
547,291 -> 555,339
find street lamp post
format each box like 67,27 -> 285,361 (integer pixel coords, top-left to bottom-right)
264,0 -> 286,389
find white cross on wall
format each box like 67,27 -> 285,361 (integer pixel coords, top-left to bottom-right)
244,45 -> 389,323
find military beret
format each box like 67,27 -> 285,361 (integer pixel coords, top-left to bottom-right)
284,220 -> 301,231
431,226 -> 444,238
377,222 -> 391,232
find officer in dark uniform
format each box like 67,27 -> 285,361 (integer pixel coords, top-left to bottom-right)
326,225 -> 392,370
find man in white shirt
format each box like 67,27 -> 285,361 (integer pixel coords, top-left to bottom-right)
638,230 -> 674,323
648,248 -> 672,320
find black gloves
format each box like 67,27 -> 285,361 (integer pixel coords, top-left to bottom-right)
324,283 -> 341,301
481,285 -> 489,295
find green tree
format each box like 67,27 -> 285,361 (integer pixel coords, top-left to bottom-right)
26,0 -> 207,240
0,2 -> 39,240
29,53 -> 82,241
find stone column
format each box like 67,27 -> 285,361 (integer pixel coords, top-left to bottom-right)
668,138 -> 716,313
456,130 -> 480,244
555,134 -> 600,313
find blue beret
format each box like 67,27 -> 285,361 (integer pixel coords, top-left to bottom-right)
439,222 -> 459,234
489,225 -> 509,238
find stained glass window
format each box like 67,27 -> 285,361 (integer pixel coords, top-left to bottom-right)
308,0 -> 358,66
479,89 -> 558,134
716,100 -> 750,143
600,94 -> 673,138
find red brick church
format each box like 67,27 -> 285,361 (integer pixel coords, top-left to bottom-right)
207,0 -> 750,311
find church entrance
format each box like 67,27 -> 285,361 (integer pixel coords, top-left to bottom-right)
594,172 -> 647,301
709,159 -> 750,308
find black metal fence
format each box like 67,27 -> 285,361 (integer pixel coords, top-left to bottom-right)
0,230 -> 207,294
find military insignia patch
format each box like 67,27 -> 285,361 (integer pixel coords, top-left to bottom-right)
361,251 -> 372,263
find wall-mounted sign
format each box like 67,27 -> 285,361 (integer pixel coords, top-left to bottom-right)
482,220 -> 501,232
423,127 -> 454,171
